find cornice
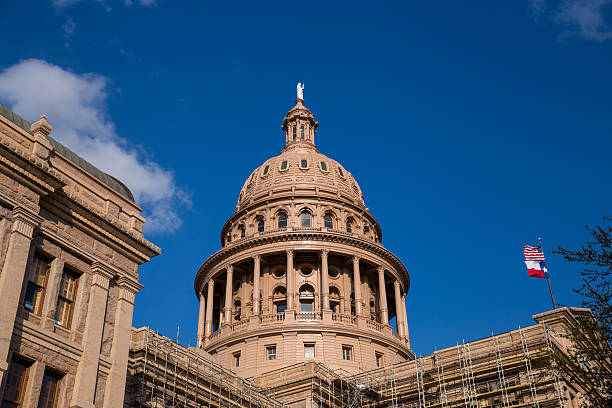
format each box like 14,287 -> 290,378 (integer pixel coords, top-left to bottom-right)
195,230 -> 409,295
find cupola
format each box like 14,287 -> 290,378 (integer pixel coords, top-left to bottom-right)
282,83 -> 319,148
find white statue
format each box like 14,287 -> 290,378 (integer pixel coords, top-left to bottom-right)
297,82 -> 304,100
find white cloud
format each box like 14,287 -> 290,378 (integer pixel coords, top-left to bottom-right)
0,59 -> 188,234
531,0 -> 612,41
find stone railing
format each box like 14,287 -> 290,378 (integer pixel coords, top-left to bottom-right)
296,312 -> 321,321
366,319 -> 385,333
230,320 -> 248,332
332,313 -> 356,324
260,312 -> 285,324
205,312 -> 401,347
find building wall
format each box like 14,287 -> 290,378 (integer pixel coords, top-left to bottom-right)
0,108 -> 159,407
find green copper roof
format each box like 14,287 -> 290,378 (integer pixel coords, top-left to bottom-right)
0,103 -> 134,201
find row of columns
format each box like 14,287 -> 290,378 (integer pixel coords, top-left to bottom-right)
0,207 -> 142,408
197,249 -> 409,347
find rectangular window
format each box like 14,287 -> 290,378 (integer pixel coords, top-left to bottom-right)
320,161 -> 327,171
300,125 -> 305,140
300,301 -> 313,312
54,268 -> 79,328
24,254 -> 51,314
1,358 -> 29,407
304,344 -> 315,359
300,159 -> 308,169
233,352 -> 241,367
375,352 -> 384,367
266,345 -> 276,361
342,346 -> 352,361
292,126 -> 296,141
280,161 -> 288,170
37,371 -> 61,408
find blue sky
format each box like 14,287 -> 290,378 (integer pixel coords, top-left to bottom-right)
0,0 -> 611,355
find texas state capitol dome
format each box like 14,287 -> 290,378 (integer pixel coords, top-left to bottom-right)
193,92 -> 413,377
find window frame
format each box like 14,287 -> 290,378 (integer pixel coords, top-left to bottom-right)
2,357 -> 30,407
233,352 -> 241,367
304,343 -> 315,359
300,211 -> 312,227
323,214 -> 333,229
279,160 -> 288,171
277,212 -> 288,228
24,253 -> 52,315
300,125 -> 305,140
256,218 -> 264,233
38,370 -> 62,408
262,165 -> 270,176
320,161 -> 328,172
54,267 -> 80,329
266,345 -> 277,361
300,159 -> 308,169
375,352 -> 384,368
342,345 -> 352,361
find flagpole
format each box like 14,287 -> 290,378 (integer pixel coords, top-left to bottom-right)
538,237 -> 557,310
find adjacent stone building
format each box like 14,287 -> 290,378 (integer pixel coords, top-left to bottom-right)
0,105 -> 160,407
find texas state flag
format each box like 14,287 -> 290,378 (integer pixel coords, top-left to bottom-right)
523,245 -> 548,279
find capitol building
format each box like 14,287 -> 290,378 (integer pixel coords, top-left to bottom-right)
0,90 -> 588,407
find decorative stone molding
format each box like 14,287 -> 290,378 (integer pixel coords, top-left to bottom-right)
91,261 -> 114,290
117,277 -> 143,304
10,207 -> 43,238
194,230 -> 409,294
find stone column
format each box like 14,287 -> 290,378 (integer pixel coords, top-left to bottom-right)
196,290 -> 206,348
102,277 -> 142,408
224,265 -> 233,324
70,262 -> 113,408
286,249 -> 294,310
401,292 -> 410,344
393,280 -> 405,338
320,250 -> 330,311
0,208 -> 41,379
205,278 -> 214,341
252,255 -> 261,315
377,266 -> 389,325
352,256 -> 362,316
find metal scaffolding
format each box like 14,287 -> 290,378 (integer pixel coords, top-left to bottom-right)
125,323 -> 570,408
125,328 -> 286,408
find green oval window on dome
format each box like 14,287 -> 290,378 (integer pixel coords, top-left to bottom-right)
281,161 -> 287,170
263,165 -> 269,175
301,159 -> 308,168
320,161 -> 327,171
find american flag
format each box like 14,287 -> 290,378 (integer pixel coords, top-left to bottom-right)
523,245 -> 545,261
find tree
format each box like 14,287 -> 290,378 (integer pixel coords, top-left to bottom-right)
554,217 -> 612,407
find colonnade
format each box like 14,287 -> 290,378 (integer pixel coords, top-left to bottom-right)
196,249 -> 409,347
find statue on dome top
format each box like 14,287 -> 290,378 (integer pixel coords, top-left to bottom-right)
297,82 -> 304,100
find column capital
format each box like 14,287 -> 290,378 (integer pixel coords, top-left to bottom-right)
285,248 -> 294,256
207,278 -> 215,288
377,265 -> 385,274
353,255 -> 361,264
321,249 -> 329,258
91,261 -> 114,290
116,277 -> 143,304
226,264 -> 234,272
11,207 -> 43,238
252,254 -> 261,262
393,280 -> 400,288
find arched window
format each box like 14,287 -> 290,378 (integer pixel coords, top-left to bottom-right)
300,125 -> 305,140
278,212 -> 288,228
346,219 -> 353,233
324,214 -> 333,228
292,126 -> 296,141
300,212 -> 311,227
257,218 -> 264,233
